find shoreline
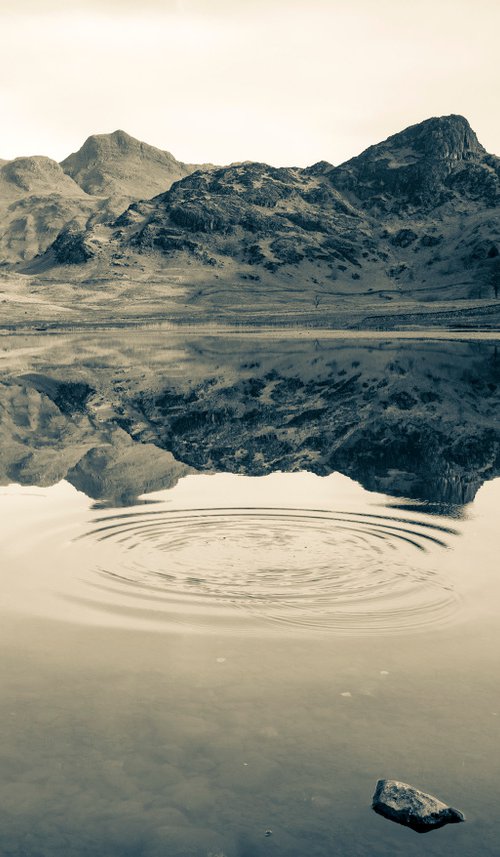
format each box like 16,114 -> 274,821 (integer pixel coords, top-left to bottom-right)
2,299 -> 500,337
1,322 -> 500,341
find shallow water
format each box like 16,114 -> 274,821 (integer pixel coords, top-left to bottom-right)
1,332 -> 500,856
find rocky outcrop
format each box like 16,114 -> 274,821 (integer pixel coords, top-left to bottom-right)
372,779 -> 465,833
126,160 -> 373,275
50,227 -> 95,264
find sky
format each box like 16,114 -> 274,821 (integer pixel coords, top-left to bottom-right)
1,0 -> 499,166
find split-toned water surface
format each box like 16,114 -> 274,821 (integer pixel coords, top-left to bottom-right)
1,329 -> 499,856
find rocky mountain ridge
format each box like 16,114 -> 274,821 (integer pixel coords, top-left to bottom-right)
1,115 -> 499,324
38,115 -> 500,309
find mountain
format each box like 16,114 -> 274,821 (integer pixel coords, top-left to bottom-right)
37,114 -> 498,317
60,129 -> 195,208
0,132 -> 199,265
2,115 -> 500,327
2,156 -> 83,196
0,376 -> 191,504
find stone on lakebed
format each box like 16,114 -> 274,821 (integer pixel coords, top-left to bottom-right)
372,779 -> 465,833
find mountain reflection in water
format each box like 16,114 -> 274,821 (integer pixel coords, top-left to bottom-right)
0,332 -> 498,507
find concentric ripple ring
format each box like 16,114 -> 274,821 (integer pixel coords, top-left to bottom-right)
70,505 -> 461,635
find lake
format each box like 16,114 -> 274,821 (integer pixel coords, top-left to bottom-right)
0,330 -> 499,856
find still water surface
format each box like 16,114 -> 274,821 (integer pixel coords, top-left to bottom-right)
1,470 -> 500,856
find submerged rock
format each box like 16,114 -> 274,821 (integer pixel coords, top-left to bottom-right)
372,779 -> 465,833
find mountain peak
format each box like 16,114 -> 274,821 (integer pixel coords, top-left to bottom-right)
62,130 -> 172,166
329,114 -> 492,210
383,114 -> 484,161
84,129 -> 150,152
1,155 -> 86,195
108,129 -> 134,143
60,131 -> 192,199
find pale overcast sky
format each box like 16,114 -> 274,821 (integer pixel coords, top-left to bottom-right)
1,0 -> 498,165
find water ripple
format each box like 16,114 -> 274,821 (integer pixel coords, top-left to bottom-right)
70,506 -> 460,634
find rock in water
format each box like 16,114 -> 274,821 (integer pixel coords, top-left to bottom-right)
372,779 -> 465,833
